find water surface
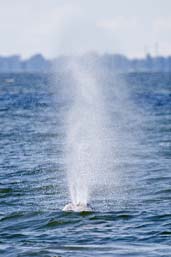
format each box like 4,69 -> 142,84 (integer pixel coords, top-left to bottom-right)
0,72 -> 171,256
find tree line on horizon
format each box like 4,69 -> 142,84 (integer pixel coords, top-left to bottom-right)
0,53 -> 171,73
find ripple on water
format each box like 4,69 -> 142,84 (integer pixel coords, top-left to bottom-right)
0,73 -> 171,256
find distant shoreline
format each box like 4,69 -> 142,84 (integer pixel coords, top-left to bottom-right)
0,53 -> 171,73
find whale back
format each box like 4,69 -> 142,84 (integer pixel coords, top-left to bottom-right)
63,203 -> 92,212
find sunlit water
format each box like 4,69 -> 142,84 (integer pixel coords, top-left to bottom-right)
0,72 -> 170,256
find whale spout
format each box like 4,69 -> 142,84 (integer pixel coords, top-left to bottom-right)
62,202 -> 92,212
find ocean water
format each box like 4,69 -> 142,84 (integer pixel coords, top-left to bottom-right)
0,72 -> 171,257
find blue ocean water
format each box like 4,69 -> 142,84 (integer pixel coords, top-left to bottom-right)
0,72 -> 171,256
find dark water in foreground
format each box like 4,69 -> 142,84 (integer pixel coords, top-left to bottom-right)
0,72 -> 171,256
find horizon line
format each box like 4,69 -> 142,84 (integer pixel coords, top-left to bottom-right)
0,52 -> 171,60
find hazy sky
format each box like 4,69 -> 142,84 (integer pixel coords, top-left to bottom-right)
0,0 -> 171,58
